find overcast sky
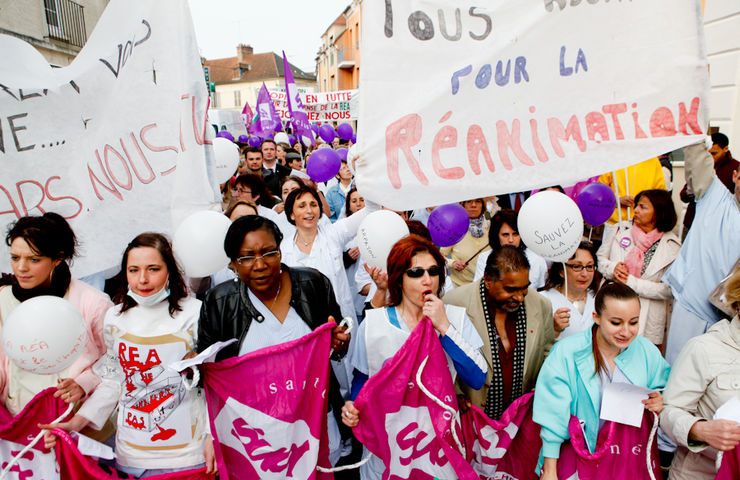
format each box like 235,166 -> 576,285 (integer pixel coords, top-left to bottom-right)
187,0 -> 352,74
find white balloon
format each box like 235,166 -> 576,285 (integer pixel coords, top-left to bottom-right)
2,296 -> 87,374
173,210 -> 231,277
357,210 -> 410,271
518,191 -> 584,263
274,132 -> 290,145
212,137 -> 240,184
346,145 -> 358,176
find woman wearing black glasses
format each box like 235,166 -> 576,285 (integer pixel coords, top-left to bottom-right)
341,235 -> 486,479
197,215 -> 351,465
540,242 -> 599,340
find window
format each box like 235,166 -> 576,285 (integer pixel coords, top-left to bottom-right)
234,90 -> 241,107
44,0 -> 87,48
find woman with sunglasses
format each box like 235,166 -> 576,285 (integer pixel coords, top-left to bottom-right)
197,215 -> 351,466
540,242 -> 599,339
341,235 -> 487,480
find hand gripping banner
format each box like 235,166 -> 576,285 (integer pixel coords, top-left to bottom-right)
201,323 -> 335,480
353,318 -> 477,480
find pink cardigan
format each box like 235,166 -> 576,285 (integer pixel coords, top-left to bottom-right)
0,279 -> 111,408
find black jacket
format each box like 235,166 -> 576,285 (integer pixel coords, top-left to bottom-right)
197,264 -> 351,438
263,162 -> 292,198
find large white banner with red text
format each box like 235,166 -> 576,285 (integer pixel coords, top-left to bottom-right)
0,0 -> 218,277
356,0 -> 710,209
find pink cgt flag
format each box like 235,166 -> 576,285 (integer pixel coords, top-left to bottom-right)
201,322 -> 335,480
353,318 -> 478,480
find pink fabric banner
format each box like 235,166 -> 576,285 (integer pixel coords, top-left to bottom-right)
52,428 -> 210,479
0,388 -> 210,479
557,410 -> 662,480
716,446 -> 740,480
201,322 -> 335,480
459,393 -> 541,480
0,387 -> 67,479
353,318 -> 477,480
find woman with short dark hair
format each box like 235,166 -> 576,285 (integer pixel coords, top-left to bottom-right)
281,184 -> 376,323
342,235 -> 487,479
597,189 -> 680,346
198,215 -> 351,466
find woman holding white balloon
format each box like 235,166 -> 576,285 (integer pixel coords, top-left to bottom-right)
1,213 -> 111,415
45,233 -> 216,477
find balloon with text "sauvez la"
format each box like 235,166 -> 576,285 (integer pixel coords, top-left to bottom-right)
2,296 -> 87,375
518,191 -> 584,263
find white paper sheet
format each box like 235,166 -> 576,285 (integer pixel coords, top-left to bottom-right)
714,395 -> 740,423
169,339 -> 238,372
599,382 -> 656,428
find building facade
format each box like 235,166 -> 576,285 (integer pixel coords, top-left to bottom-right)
204,44 -> 316,111
704,1 -> 740,147
0,0 -> 109,66
316,0 -> 361,92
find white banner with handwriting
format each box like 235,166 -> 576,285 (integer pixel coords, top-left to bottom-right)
356,0 -> 710,210
0,0 -> 218,277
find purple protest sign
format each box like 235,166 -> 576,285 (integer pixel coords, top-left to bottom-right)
250,83 -> 280,137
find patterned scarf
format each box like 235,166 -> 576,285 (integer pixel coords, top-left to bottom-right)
479,279 -> 527,420
469,215 -> 487,238
624,226 -> 662,278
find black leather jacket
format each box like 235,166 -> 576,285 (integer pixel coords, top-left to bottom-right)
197,264 -> 351,439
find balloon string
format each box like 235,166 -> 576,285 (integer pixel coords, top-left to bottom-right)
588,226 -> 593,243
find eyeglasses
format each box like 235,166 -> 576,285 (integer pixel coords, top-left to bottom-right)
234,188 -> 251,195
236,250 -> 280,266
564,264 -> 596,272
405,266 -> 443,278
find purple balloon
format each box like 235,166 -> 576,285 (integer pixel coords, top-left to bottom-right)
311,124 -> 320,135
351,133 -> 357,144
248,136 -> 262,147
237,134 -> 249,143
319,124 -> 336,143
307,148 -> 341,183
576,182 -> 617,226
428,204 -> 470,247
274,122 -> 283,132
216,131 -> 234,142
336,148 -> 348,161
337,123 -> 354,141
288,135 -> 296,145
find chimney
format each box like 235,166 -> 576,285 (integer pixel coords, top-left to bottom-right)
236,44 -> 253,63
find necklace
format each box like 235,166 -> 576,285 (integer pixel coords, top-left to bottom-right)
295,232 -> 315,248
269,274 -> 282,309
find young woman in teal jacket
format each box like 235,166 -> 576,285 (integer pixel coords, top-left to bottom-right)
533,282 -> 670,479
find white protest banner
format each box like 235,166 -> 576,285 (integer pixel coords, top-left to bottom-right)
269,89 -> 357,123
0,0 -> 219,277
356,0 -> 710,210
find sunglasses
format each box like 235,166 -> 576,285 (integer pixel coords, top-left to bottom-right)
405,265 -> 444,278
